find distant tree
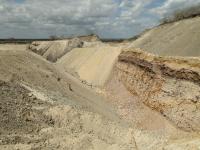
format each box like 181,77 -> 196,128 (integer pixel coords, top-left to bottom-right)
49,35 -> 59,40
9,37 -> 15,40
8,37 -> 16,44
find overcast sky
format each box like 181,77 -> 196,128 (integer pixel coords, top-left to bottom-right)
0,0 -> 200,39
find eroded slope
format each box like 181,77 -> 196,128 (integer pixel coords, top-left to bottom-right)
0,80 -> 136,150
116,48 -> 200,132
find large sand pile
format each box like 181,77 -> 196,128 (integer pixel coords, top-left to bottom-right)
57,46 -> 122,87
129,17 -> 200,56
0,48 -> 121,119
0,46 -> 137,150
0,50 -> 69,95
27,35 -> 102,62
1,42 -> 200,149
28,39 -> 83,62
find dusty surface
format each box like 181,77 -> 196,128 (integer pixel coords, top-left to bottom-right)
1,40 -> 200,150
57,46 -> 122,87
0,80 -> 52,135
28,39 -> 83,62
117,49 -> 200,132
129,17 -> 200,56
0,44 -> 27,51
27,35 -> 101,63
0,80 -> 136,150
0,47 -> 137,150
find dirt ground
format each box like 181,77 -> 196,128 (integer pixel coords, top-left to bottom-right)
0,80 -> 137,150
1,38 -> 200,149
0,80 -> 53,149
0,45 -> 136,150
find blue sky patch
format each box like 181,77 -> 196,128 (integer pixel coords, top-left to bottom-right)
0,0 -> 200,39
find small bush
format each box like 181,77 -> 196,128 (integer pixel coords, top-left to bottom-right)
160,3 -> 200,24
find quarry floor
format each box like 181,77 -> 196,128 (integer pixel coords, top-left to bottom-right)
0,44 -> 200,150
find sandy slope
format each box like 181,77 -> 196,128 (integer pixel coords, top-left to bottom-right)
0,48 -> 120,120
0,47 -> 137,150
28,39 -> 83,62
57,46 -> 122,87
130,17 -> 200,56
0,80 -> 137,150
1,42 -> 200,149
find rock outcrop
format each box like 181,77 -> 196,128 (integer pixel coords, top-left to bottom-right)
115,48 -> 200,132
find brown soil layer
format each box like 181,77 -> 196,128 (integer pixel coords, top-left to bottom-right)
116,49 -> 200,132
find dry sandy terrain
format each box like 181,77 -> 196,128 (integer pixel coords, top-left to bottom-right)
57,46 -> 122,87
1,17 -> 200,149
129,17 -> 200,57
0,45 -> 136,150
0,44 -> 27,51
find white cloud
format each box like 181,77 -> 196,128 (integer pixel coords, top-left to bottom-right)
0,0 -> 120,38
151,0 -> 200,16
0,0 -> 200,38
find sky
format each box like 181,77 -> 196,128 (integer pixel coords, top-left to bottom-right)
0,0 -> 200,39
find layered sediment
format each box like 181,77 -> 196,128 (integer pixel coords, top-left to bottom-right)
116,48 -> 200,132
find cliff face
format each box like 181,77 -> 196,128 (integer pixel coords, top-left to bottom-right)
116,49 -> 200,132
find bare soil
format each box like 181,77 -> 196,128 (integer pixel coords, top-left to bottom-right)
0,80 -> 55,148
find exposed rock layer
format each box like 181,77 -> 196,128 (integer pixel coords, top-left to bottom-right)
116,49 -> 200,132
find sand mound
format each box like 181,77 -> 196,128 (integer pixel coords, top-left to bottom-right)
27,35 -> 102,63
129,17 -> 200,56
28,38 -> 83,62
0,49 -> 78,99
115,48 -> 200,132
0,80 -> 137,150
1,43 -> 200,149
57,46 -> 122,87
43,41 -> 69,62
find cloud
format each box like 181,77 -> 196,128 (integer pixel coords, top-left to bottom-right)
151,0 -> 200,16
0,0 -> 120,38
0,0 -> 200,38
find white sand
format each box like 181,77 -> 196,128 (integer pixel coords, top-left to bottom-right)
57,46 -> 122,87
129,17 -> 200,57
